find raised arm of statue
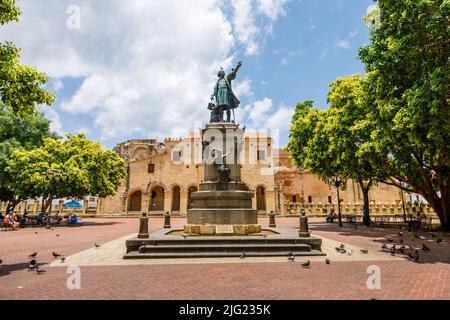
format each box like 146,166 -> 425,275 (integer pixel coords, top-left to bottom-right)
228,61 -> 242,82
222,151 -> 231,160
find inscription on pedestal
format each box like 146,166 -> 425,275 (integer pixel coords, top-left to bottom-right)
215,225 -> 234,236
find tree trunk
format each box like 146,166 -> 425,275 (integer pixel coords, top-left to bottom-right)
41,194 -> 54,215
419,192 -> 450,231
361,184 -> 371,226
6,199 -> 21,213
6,201 -> 12,213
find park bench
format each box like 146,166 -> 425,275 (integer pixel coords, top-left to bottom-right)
372,215 -> 389,227
345,214 -> 357,224
420,217 -> 433,231
1,219 -> 13,231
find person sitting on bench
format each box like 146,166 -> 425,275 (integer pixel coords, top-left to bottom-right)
68,211 -> 82,226
35,212 -> 44,225
5,211 -> 20,230
326,209 -> 337,223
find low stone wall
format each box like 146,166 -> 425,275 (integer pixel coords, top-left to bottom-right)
283,202 -> 437,217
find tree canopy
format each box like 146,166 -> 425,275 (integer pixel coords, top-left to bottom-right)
288,75 -> 386,225
289,0 -> 450,229
0,0 -> 55,114
0,0 -> 21,25
359,0 -> 450,229
6,134 -> 127,213
0,102 -> 54,205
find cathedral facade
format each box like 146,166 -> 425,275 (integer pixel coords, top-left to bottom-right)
97,132 -> 406,216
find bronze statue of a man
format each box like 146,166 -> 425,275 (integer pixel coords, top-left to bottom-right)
210,61 -> 242,123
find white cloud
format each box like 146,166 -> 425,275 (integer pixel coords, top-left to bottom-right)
349,30 -> 358,37
320,47 -> 329,60
230,0 -> 260,55
0,0 -> 289,143
230,0 -> 289,55
233,79 -> 253,98
336,39 -> 350,49
241,97 -> 294,145
40,105 -> 63,135
257,0 -> 288,21
52,79 -> 64,91
281,57 -> 289,66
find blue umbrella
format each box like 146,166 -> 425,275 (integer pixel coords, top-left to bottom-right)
63,201 -> 83,208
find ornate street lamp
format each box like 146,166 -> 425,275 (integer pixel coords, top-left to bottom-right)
329,176 -> 343,227
274,182 -> 282,214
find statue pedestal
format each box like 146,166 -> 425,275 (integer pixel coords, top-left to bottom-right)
183,224 -> 261,236
185,122 -> 259,235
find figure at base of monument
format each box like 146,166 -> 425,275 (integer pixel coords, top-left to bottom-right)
208,102 -> 223,123
211,148 -> 230,184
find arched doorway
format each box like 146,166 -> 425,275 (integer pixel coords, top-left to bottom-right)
187,186 -> 198,210
149,186 -> 165,212
127,191 -> 142,212
256,186 -> 266,211
171,186 -> 181,212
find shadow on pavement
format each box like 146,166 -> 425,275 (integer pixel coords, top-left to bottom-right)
310,221 -> 450,265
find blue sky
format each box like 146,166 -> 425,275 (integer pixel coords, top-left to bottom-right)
1,0 -> 374,149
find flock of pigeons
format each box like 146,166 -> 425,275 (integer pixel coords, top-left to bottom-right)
379,231 -> 445,263
236,230 -> 447,268
240,251 -> 325,268
0,228 -> 448,273
0,236 -> 102,275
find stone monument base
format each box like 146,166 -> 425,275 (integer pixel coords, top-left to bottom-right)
184,224 -> 261,236
124,227 -> 325,259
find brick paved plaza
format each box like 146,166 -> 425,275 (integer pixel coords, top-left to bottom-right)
0,218 -> 449,300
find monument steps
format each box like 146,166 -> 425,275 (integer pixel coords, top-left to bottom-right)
138,243 -> 313,253
133,238 -> 316,246
124,250 -> 325,259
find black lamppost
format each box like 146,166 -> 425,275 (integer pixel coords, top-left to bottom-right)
41,169 -> 68,214
274,183 -> 282,214
329,176 -> 343,227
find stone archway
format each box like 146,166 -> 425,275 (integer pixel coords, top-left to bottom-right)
256,186 -> 266,211
149,186 -> 165,212
127,190 -> 142,212
187,186 -> 198,210
171,186 -> 181,212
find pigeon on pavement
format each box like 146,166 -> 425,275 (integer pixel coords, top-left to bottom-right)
35,267 -> 46,274
27,259 -> 37,270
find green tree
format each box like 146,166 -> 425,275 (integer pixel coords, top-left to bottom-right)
0,0 -> 21,25
0,102 -> 54,209
288,101 -> 348,225
6,134 -> 127,214
326,74 -> 388,226
0,0 -> 55,114
288,82 -> 385,227
359,0 -> 450,229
